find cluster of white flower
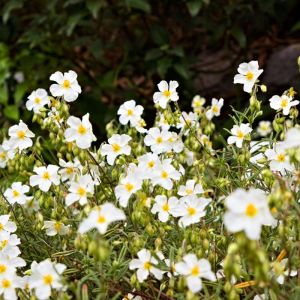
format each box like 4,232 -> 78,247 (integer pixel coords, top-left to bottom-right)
0,215 -> 66,299
0,59 -> 299,299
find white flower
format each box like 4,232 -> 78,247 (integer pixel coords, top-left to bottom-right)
137,153 -> 160,179
233,61 -> 263,93
49,70 -> 81,102
157,113 -> 170,130
151,159 -> 181,190
144,127 -> 172,154
26,89 -> 50,114
272,258 -> 297,284
0,145 -> 10,168
64,113 -> 96,149
192,95 -> 205,112
29,165 -> 60,192
177,111 -> 198,132
115,175 -> 142,207
0,215 -> 16,237
58,158 -> 82,182
153,80 -> 179,109
269,95 -> 299,115
117,100 -> 144,126
43,221 -> 69,236
224,188 -> 276,240
282,127 -> 300,149
175,254 -> 216,293
65,174 -> 94,206
0,271 -> 24,300
205,98 -> 224,120
265,143 -> 294,173
257,121 -> 272,137
253,295 -> 265,300
151,195 -> 179,222
4,182 -> 32,205
29,259 -> 66,300
227,123 -> 252,148
129,249 -> 163,282
175,196 -> 211,227
7,120 -> 35,151
123,293 -> 142,300
168,132 -> 184,153
178,180 -> 204,197
0,232 -> 20,257
78,203 -> 125,234
101,134 -> 131,165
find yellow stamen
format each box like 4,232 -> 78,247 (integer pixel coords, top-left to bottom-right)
156,137 -> 163,144
188,207 -> 196,216
212,105 -> 219,113
43,274 -> 53,285
34,97 -> 41,104
191,265 -> 200,276
12,190 -> 20,197
277,153 -> 285,162
66,167 -> 74,175
162,203 -> 169,212
77,187 -> 86,197
63,80 -> 71,89
161,171 -> 168,179
43,172 -> 50,180
236,130 -> 244,139
0,264 -> 7,273
281,99 -> 288,108
147,161 -> 155,168
245,203 -> 257,217
125,183 -> 134,192
144,261 -> 151,270
97,215 -> 106,224
186,189 -> 193,195
17,130 -> 25,139
163,90 -> 171,98
77,124 -> 87,135
54,222 -> 62,232
246,71 -> 254,81
1,279 -> 11,288
112,143 -> 121,152
0,224 -> 3,231
127,109 -> 133,116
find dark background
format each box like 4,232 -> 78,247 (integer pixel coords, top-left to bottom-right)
1,0 -> 300,138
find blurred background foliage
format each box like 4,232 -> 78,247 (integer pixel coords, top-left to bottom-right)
0,0 -> 300,136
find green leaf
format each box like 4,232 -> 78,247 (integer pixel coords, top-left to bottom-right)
66,13 -> 85,36
174,63 -> 190,79
232,27 -> 246,48
291,21 -> 300,32
157,57 -> 171,77
126,0 -> 151,13
4,105 -> 19,121
14,82 -> 28,105
186,0 -> 203,17
2,0 -> 23,23
145,49 -> 163,61
86,0 -> 103,19
0,84 -> 8,104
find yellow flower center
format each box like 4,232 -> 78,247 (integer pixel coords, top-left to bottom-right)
77,187 -> 86,197
194,100 -> 201,107
237,130 -> 244,139
0,240 -> 8,250
77,124 -> 87,135
212,105 -> 219,113
188,207 -> 196,216
125,183 -> 134,192
34,97 -> 41,104
245,203 -> 258,217
63,80 -> 71,89
43,171 -> 50,180
161,171 -> 168,179
277,153 -> 285,162
147,161 -> 155,168
280,99 -> 288,108
2,279 -> 11,289
163,90 -> 171,98
97,215 -> 106,224
66,167 -> 74,175
127,109 -> 133,116
0,152 -> 6,159
112,143 -> 121,152
0,224 -> 3,231
162,203 -> 169,212
186,189 -> 193,195
43,274 -> 53,285
191,265 -> 200,276
246,71 -> 254,81
144,261 -> 151,270
54,222 -> 62,231
156,137 -> 163,144
17,130 -> 25,139
13,190 -> 20,197
0,264 -> 7,273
